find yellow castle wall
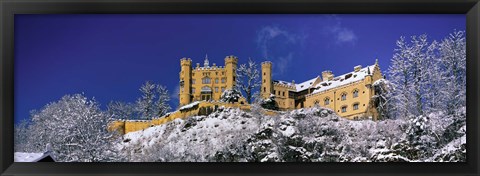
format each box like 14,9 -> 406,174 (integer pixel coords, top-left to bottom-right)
108,101 -> 257,134
272,84 -> 295,110
304,64 -> 383,120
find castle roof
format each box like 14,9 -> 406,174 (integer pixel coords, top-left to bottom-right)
311,64 -> 376,94
274,64 -> 377,94
295,76 -> 320,92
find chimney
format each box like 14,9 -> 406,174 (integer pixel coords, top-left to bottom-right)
322,70 -> 334,81
354,65 -> 362,72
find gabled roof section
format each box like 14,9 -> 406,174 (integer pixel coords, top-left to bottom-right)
295,76 -> 321,92
274,76 -> 321,92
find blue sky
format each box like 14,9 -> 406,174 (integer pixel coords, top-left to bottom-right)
14,14 -> 465,123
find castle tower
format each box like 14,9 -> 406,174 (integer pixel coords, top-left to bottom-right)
225,55 -> 238,90
179,58 -> 192,106
261,61 -> 273,99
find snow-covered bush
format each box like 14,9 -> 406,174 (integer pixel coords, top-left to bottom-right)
220,88 -> 242,103
260,94 -> 279,110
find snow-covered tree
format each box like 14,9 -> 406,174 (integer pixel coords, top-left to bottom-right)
372,79 -> 394,120
136,81 -> 157,119
220,88 -> 242,103
438,30 -> 466,115
388,34 -> 439,118
154,85 -> 171,117
107,101 -> 136,120
235,58 -> 261,104
136,81 -> 171,119
14,118 -> 31,152
388,36 -> 413,119
19,94 -> 121,162
260,94 -> 279,110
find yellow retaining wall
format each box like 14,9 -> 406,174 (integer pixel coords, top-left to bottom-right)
108,101 -> 256,134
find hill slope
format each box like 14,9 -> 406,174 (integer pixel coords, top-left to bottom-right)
119,106 -> 465,162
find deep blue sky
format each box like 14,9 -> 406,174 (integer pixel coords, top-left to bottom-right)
14,14 -> 465,123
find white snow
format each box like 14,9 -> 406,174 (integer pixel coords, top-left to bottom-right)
281,126 -> 296,137
295,76 -> 320,92
179,101 -> 200,111
14,152 -> 48,162
311,65 -> 376,95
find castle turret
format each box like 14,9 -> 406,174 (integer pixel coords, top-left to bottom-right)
179,58 -> 192,106
261,61 -> 273,99
225,55 -> 238,90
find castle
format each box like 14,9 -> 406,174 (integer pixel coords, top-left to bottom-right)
261,60 -> 382,120
179,55 -> 247,106
179,55 -> 383,120
109,55 -> 384,134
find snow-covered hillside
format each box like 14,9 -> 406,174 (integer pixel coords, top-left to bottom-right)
119,106 -> 466,162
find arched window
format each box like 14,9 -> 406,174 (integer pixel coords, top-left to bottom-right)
353,89 -> 359,98
341,92 -> 347,101
341,106 -> 347,113
324,97 -> 330,105
314,100 -> 320,105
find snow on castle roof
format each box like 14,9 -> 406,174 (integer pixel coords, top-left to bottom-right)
275,64 -> 376,94
295,76 -> 320,92
311,64 -> 376,95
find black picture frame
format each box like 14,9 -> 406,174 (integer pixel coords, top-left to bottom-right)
1,0 -> 479,175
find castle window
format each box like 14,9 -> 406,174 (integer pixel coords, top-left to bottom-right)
264,87 -> 266,92
341,106 -> 347,113
324,97 -> 330,105
283,92 -> 285,97
216,72 -> 218,75
353,89 -> 359,98
215,78 -> 219,84
221,87 -> 225,93
202,77 -> 211,84
274,90 -> 276,95
192,79 -> 196,84
222,72 -> 225,75
233,76 -> 236,82
314,100 -> 319,105
215,87 -> 219,93
192,88 -> 195,94
221,78 -> 226,83
353,103 -> 359,110
264,79 -> 266,83
264,72 -> 265,75
341,92 -> 347,101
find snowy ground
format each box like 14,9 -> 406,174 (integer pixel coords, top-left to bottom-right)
118,106 -> 466,162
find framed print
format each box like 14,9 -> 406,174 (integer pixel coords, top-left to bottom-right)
1,0 -> 479,175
